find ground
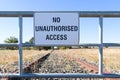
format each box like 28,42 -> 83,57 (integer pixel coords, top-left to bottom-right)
0,48 -> 119,74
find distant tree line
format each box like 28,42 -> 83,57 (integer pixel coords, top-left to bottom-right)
1,36 -> 18,50
0,36 -> 104,50
0,36 -> 51,50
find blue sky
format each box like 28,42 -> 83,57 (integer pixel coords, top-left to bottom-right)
1,0 -> 120,43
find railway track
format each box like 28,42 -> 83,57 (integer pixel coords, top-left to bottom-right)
23,52 -> 51,73
64,54 -> 109,74
63,53 -> 120,80
5,50 -> 120,80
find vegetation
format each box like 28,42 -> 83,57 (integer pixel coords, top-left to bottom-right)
1,36 -> 120,74
24,37 -> 51,50
37,51 -> 88,73
4,36 -> 18,50
2,36 -> 99,50
29,37 -> 34,44
2,36 -> 52,50
4,36 -> 18,43
0,49 -> 119,74
60,48 -> 120,73
0,50 -> 50,73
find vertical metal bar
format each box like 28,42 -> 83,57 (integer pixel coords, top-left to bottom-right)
19,16 -> 23,75
99,16 -> 103,74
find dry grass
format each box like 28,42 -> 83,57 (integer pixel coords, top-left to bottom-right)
0,50 -> 51,70
0,48 -> 120,73
103,48 -> 120,73
0,50 -> 18,65
55,48 -> 99,65
23,50 -> 51,63
55,48 -> 120,73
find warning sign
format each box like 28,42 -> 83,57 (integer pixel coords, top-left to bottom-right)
34,12 -> 79,46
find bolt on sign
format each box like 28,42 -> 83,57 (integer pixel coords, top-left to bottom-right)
34,12 -> 79,46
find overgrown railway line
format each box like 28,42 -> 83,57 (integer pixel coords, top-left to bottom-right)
23,53 -> 51,73
1,50 -> 118,80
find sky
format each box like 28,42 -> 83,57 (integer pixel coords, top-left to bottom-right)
1,0 -> 120,43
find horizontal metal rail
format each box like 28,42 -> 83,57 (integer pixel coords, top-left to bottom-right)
0,43 -> 18,46
0,43 -> 120,47
0,11 -> 33,17
1,11 -> 120,17
0,73 -> 120,78
1,43 -> 120,47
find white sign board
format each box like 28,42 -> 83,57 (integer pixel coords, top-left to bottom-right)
34,13 -> 79,46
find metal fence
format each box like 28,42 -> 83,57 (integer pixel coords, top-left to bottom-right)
0,11 -> 120,78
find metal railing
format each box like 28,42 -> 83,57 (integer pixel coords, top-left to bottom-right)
0,11 -> 120,78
